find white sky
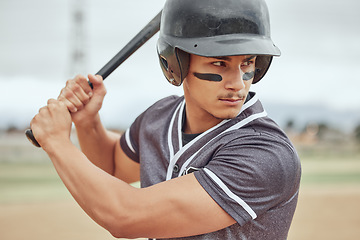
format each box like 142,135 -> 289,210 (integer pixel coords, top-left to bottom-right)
0,0 -> 359,129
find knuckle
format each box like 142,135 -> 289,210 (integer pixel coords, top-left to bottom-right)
58,100 -> 67,109
66,79 -> 73,86
73,83 -> 81,92
47,98 -> 54,105
63,88 -> 73,99
75,74 -> 84,79
83,96 -> 90,104
38,106 -> 47,113
75,75 -> 85,84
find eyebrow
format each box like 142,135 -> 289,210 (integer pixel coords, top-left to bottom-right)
212,56 -> 232,61
244,55 -> 256,61
211,55 -> 256,62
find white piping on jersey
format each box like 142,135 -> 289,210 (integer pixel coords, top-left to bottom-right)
165,93 -> 265,218
240,92 -> 258,113
166,93 -> 263,181
167,100 -> 185,160
125,128 -> 136,154
204,168 -> 257,219
177,109 -> 268,178
124,93 -> 258,158
165,105 -> 230,180
177,100 -> 185,150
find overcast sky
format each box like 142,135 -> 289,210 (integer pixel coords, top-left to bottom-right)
0,0 -> 359,129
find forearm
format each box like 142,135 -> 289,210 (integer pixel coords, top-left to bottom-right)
74,113 -> 119,175
45,140 -> 136,235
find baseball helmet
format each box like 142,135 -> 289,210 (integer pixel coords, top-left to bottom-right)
157,0 -> 281,86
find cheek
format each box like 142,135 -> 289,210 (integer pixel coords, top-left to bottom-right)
184,76 -> 217,102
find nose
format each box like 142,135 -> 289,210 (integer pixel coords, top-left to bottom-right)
223,68 -> 246,91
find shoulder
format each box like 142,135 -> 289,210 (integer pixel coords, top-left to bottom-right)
143,95 -> 183,117
225,116 -> 300,172
132,95 -> 183,125
213,116 -> 301,190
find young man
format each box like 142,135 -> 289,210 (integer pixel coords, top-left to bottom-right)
30,0 -> 301,239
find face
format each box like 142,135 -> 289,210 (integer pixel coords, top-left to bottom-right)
183,54 -> 256,129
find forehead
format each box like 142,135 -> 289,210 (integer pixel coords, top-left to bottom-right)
191,54 -> 256,62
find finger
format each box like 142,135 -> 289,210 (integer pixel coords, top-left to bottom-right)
58,92 -> 79,113
38,105 -> 49,114
47,99 -> 68,115
31,106 -> 50,129
47,98 -> 57,105
66,78 -> 91,105
46,99 -> 59,113
88,74 -> 107,99
75,75 -> 93,97
58,76 -> 90,103
70,81 -> 92,106
59,84 -> 88,111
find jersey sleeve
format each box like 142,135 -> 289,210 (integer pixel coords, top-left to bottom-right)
119,95 -> 181,163
194,132 -> 301,226
119,111 -> 145,163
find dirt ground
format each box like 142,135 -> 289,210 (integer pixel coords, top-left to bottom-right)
1,133 -> 360,239
1,184 -> 360,240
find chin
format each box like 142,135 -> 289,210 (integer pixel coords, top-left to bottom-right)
212,111 -> 240,120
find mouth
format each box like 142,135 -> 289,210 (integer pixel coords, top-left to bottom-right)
218,97 -> 245,105
219,94 -> 245,100
219,97 -> 244,101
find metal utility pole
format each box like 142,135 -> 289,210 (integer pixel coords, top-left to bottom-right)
68,0 -> 87,76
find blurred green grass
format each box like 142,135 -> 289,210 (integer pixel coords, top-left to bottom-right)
0,162 -> 69,203
1,133 -> 360,203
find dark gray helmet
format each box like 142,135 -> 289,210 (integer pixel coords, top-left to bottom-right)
157,0 -> 281,86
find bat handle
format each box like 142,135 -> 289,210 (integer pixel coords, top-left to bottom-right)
25,129 -> 41,148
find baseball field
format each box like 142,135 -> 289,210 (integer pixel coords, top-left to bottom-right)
1,132 -> 359,240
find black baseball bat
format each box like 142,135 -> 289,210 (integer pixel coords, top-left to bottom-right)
25,10 -> 162,147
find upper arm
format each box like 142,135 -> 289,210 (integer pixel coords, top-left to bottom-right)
113,138 -> 140,184
113,173 -> 235,239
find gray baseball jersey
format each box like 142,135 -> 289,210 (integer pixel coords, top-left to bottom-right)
120,92 -> 301,240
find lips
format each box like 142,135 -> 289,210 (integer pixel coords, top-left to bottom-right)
218,93 -> 246,106
220,98 -> 244,102
218,97 -> 245,107
219,95 -> 245,102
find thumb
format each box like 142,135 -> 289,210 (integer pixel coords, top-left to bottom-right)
88,74 -> 104,89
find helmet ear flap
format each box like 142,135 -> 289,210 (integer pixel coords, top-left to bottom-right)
175,48 -> 190,84
157,38 -> 190,86
253,56 -> 273,84
158,55 -> 178,86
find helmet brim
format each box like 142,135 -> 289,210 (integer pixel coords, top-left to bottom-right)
163,34 -> 281,58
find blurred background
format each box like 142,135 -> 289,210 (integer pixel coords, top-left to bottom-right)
0,0 -> 359,239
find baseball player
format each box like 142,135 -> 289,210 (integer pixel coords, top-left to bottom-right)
30,0 -> 301,239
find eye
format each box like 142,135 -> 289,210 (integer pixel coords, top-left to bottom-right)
242,60 -> 255,66
212,61 -> 226,67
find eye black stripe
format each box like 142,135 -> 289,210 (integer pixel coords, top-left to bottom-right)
193,73 -> 223,82
243,71 -> 255,81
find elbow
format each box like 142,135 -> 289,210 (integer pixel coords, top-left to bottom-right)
107,220 -> 144,239
99,194 -> 142,238
107,225 -> 128,239
105,215 -> 136,239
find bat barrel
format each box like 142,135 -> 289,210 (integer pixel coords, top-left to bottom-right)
96,10 -> 161,80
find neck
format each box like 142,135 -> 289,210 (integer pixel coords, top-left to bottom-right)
183,106 -> 222,134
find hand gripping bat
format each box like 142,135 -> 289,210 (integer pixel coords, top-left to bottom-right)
25,10 -> 162,147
